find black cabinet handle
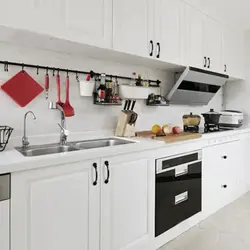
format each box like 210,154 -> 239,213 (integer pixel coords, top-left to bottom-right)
208,57 -> 211,68
224,64 -> 227,72
222,155 -> 228,159
93,163 -> 98,186
222,185 -> 227,188
104,161 -> 110,184
149,40 -> 154,57
156,42 -> 161,58
204,57 -> 207,68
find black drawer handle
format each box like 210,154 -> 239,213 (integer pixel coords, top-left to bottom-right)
93,163 -> 98,186
204,56 -> 207,68
208,57 -> 211,68
104,161 -> 110,184
149,40 -> 154,57
222,185 -> 227,188
222,155 -> 227,159
156,42 -> 160,58
224,64 -> 227,72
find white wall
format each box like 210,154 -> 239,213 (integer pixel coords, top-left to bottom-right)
0,42 -> 222,145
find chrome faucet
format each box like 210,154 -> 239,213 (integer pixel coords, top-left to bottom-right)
22,111 -> 36,148
49,102 -> 69,145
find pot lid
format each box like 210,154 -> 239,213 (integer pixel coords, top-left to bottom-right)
202,109 -> 221,115
183,112 -> 201,118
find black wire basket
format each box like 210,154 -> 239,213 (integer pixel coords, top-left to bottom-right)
0,126 -> 13,152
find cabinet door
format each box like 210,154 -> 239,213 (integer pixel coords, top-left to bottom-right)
203,145 -> 225,217
0,0 -> 33,30
113,0 -> 153,57
223,27 -> 245,79
239,135 -> 250,193
100,154 -> 154,250
204,16 -> 223,73
64,0 -> 112,48
184,4 -> 205,68
29,0 -> 65,37
11,160 -> 100,250
0,201 -> 9,250
155,0 -> 183,64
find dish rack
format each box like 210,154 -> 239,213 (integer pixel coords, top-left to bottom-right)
0,126 -> 13,152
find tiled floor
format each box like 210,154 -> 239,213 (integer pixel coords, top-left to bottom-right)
160,192 -> 250,250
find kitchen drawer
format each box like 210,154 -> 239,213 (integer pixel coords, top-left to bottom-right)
155,162 -> 202,236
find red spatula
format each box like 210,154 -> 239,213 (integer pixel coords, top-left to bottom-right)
56,73 -> 64,107
63,75 -> 75,117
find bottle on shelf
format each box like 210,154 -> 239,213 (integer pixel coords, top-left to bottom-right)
97,73 -> 106,102
130,72 -> 137,86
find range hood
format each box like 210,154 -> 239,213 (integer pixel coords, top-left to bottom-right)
166,67 -> 229,106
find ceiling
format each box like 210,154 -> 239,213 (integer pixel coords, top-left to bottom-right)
187,0 -> 250,30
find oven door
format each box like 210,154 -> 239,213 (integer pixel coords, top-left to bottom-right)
155,161 -> 202,237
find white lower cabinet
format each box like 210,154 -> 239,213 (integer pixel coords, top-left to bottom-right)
0,200 -> 9,250
11,159 -> 101,250
100,154 -> 153,250
11,153 -> 153,250
203,140 -> 246,218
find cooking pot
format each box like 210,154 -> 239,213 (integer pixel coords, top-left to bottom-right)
183,112 -> 201,126
202,109 -> 221,124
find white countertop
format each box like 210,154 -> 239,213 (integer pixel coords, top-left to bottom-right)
1,126 -> 250,175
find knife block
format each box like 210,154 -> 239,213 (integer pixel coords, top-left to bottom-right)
115,111 -> 136,137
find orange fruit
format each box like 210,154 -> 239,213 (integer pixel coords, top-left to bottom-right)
152,125 -> 162,134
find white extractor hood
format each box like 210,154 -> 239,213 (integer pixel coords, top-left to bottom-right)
166,67 -> 229,106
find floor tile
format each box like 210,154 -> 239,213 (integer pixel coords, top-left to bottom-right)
160,192 -> 250,250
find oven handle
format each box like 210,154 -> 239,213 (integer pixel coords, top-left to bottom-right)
175,191 -> 188,205
156,160 -> 201,175
175,167 -> 188,177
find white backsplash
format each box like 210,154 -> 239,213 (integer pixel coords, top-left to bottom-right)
0,42 -> 223,144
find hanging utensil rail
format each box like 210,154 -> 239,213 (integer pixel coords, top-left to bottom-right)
0,60 -> 161,85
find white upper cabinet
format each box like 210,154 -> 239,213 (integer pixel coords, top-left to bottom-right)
184,4 -> 204,68
0,0 -> 34,30
113,0 -> 153,57
100,153 -> 153,250
11,160 -> 101,250
222,27 -> 245,79
64,0 -> 113,48
154,0 -> 184,64
29,0 -> 65,37
203,16 -> 223,73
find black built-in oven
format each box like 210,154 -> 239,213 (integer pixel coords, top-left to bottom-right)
155,151 -> 202,237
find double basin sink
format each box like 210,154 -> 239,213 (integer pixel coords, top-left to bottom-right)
16,138 -> 135,157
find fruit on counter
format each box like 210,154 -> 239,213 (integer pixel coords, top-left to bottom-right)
152,124 -> 162,134
172,126 -> 181,134
162,125 -> 172,135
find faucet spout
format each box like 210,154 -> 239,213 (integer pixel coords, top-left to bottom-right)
49,102 -> 68,145
22,111 -> 36,148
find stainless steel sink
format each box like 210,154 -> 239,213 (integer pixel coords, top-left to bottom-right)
16,144 -> 79,157
73,138 -> 135,150
16,138 -> 135,157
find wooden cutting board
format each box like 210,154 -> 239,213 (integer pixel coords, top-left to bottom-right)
136,131 -> 201,143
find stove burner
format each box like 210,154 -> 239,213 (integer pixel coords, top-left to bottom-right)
184,125 -> 199,133
204,123 -> 220,133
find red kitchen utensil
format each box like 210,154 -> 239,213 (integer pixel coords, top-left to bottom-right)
56,73 -> 64,107
1,70 -> 44,107
63,75 -> 75,117
45,72 -> 49,100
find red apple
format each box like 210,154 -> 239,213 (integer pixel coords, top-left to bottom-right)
172,126 -> 181,134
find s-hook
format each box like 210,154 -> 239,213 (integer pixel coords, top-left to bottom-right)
4,61 -> 8,72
